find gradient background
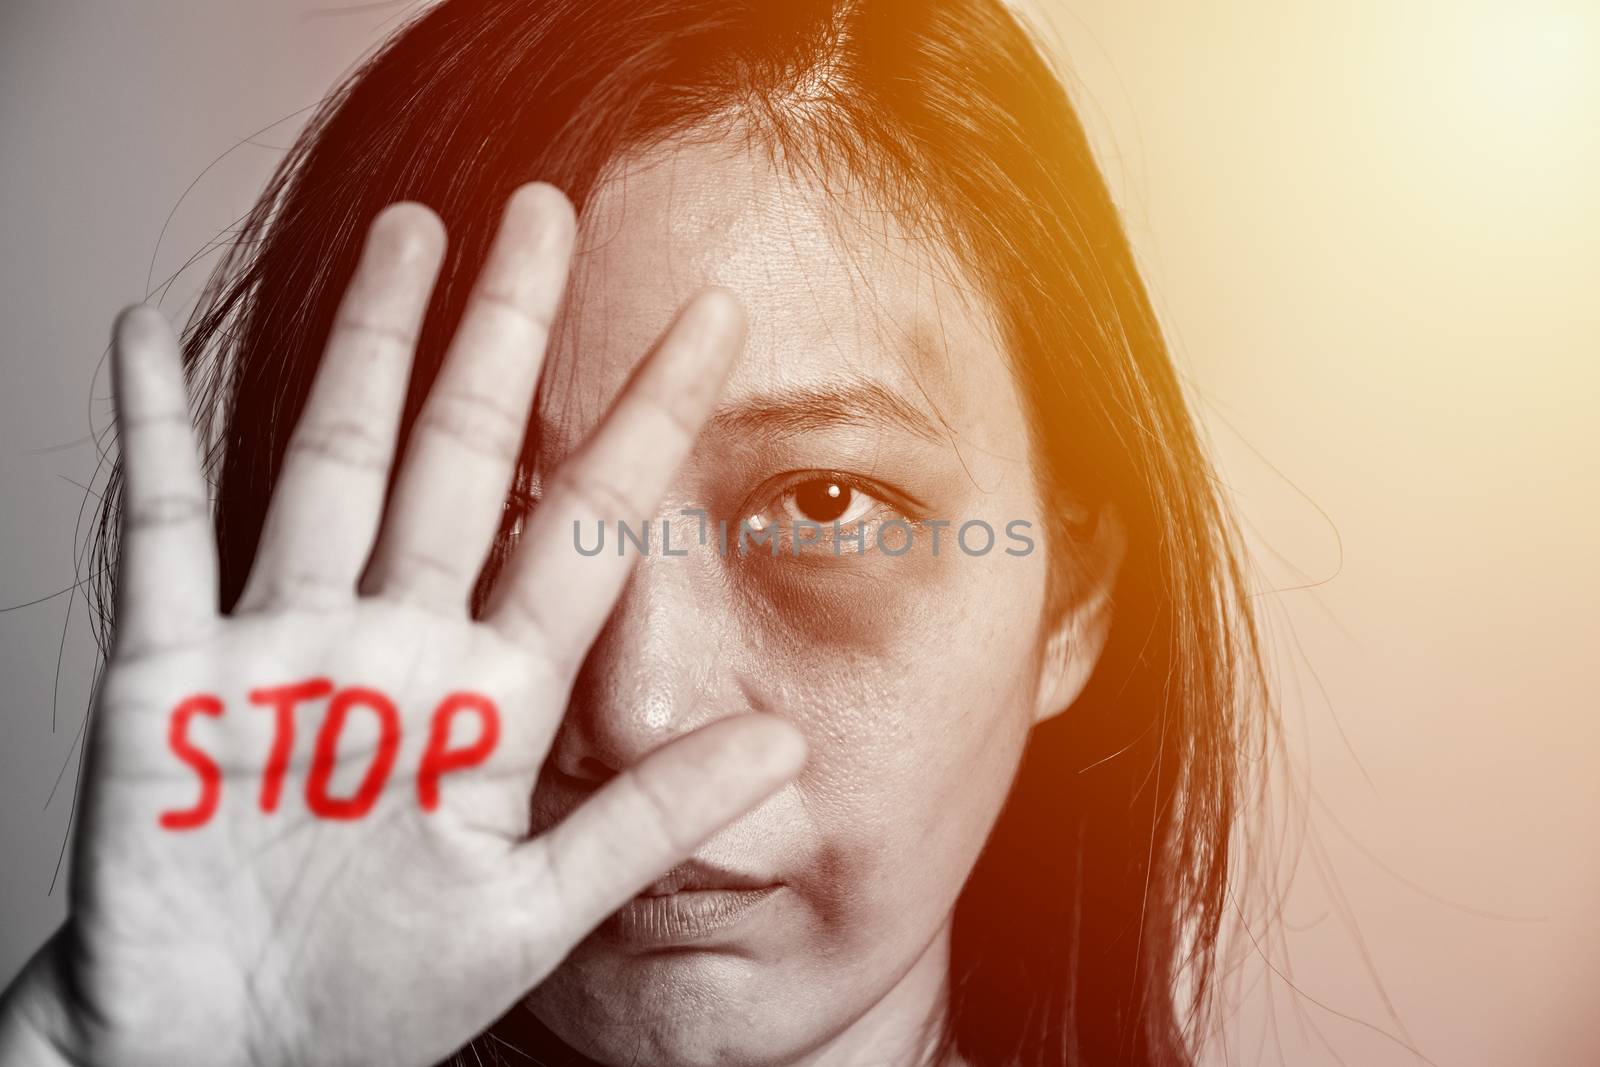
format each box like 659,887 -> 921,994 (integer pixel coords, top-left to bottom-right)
1,2 -> 1595,1063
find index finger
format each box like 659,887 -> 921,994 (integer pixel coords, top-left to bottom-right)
485,288 -> 744,673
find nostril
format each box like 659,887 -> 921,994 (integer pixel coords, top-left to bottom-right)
565,753 -> 617,786
529,757 -> 612,836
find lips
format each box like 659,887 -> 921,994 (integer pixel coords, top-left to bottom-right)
640,859 -> 775,897
597,860 -> 783,947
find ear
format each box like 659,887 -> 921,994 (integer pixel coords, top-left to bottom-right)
1032,506 -> 1127,725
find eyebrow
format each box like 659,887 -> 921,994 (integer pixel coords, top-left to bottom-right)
705,378 -> 948,446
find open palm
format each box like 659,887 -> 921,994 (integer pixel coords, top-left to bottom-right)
22,185 -> 804,1067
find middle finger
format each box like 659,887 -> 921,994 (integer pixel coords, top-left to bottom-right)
365,183 -> 576,611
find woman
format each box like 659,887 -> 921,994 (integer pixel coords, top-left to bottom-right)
0,1 -> 1263,1064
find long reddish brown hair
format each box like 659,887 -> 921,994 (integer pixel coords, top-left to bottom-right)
92,2 -> 1265,1063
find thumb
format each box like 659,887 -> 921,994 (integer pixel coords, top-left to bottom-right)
501,713 -> 805,974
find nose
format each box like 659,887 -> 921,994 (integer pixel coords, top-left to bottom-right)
545,549 -> 740,788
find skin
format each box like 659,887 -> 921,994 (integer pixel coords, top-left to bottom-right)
521,136 -> 1122,1067
0,187 -> 804,1067
0,140 -> 1124,1067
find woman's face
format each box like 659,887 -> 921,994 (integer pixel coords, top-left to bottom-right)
521,138 -> 1074,1065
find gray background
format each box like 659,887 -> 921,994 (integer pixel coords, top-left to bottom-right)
3,2 -> 1597,1063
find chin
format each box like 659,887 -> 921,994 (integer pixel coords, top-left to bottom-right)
557,1020 -> 802,1067
528,947 -> 827,1067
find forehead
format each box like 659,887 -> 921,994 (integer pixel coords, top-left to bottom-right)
536,136 -> 1027,463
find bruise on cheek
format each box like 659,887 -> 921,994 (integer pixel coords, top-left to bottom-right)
805,839 -> 873,936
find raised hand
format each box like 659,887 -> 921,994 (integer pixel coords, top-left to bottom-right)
0,185 -> 805,1067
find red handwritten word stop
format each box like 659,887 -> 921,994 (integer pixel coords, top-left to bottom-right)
159,679 -> 500,829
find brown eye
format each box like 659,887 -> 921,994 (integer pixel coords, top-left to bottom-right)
781,478 -> 874,526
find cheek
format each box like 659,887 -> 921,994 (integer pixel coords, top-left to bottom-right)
731,548 -> 1045,934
